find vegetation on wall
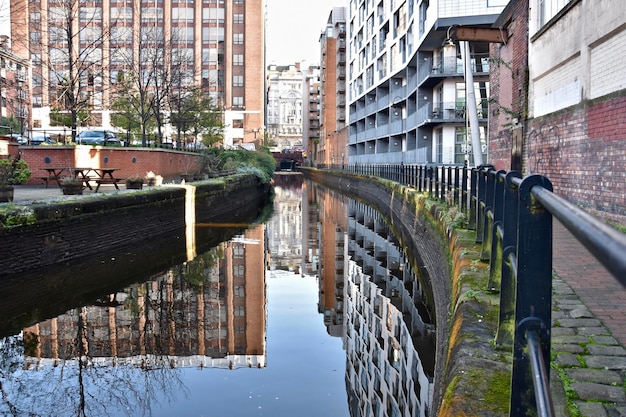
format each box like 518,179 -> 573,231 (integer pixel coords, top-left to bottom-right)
201,148 -> 276,184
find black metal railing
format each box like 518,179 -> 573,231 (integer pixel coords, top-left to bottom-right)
317,163 -> 626,417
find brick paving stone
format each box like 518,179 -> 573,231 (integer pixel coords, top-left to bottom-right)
585,356 -> 626,370
565,368 -> 623,385
555,352 -> 582,367
551,327 -> 576,337
553,344 -> 585,353
578,327 -> 611,337
576,402 -> 609,417
587,345 -> 626,356
558,318 -> 603,328
593,336 -> 620,345
570,308 -> 593,318
571,383 -> 626,402
552,334 -> 591,344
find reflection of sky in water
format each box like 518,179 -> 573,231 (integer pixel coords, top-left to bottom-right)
154,272 -> 348,417
152,271 -> 348,417
1,271 -> 348,417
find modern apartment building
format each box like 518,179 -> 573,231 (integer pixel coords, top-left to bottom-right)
317,7 -> 348,166
346,0 -> 507,165
9,0 -> 265,147
0,35 -> 29,135
302,64 -> 320,163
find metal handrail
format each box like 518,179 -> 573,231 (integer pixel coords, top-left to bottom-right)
318,163 -> 626,417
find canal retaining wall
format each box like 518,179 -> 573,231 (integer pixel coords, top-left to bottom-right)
0,174 -> 270,276
303,168 -> 511,417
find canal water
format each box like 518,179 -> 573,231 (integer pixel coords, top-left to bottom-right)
0,173 -> 435,417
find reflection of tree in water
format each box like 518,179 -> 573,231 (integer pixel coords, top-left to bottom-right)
0,249 -> 229,416
0,308 -> 187,417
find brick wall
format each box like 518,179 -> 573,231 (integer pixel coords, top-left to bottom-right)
526,94 -> 626,226
489,0 -> 529,171
16,146 -> 205,185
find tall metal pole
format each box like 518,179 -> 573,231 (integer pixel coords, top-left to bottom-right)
461,41 -> 483,166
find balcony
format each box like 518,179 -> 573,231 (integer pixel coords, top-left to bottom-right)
418,56 -> 490,88
418,100 -> 490,126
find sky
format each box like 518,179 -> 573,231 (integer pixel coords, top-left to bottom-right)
265,0 -> 347,66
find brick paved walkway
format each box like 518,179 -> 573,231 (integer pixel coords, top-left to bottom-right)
551,219 -> 626,417
552,219 -> 626,347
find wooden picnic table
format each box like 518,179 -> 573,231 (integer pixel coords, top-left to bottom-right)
42,167 -> 122,191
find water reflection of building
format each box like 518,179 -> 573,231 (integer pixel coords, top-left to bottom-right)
344,200 -> 435,417
23,226 -> 267,370
267,174 -> 303,272
301,180 -> 320,277
316,185 -> 348,338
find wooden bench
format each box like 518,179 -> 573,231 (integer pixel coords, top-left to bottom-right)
40,175 -> 61,188
94,177 -> 122,192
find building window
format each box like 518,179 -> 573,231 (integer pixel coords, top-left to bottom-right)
80,7 -> 102,23
234,0 -> 244,3
233,75 -> 243,87
30,32 -> 41,43
172,7 -> 194,22
233,13 -> 244,24
233,33 -> 244,45
234,286 -> 245,297
111,7 -> 133,23
233,54 -> 244,65
233,96 -> 244,108
234,264 -> 244,277
203,27 -> 225,43
455,126 -> 487,165
235,306 -> 245,317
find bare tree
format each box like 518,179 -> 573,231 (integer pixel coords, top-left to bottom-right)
11,0 -> 112,142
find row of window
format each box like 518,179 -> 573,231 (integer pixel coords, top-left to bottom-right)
34,27 -> 241,46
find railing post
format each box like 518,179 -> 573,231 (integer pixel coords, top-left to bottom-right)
487,170 -> 507,291
428,166 -> 434,198
510,174 -> 554,417
495,172 -> 522,348
469,168 -> 478,230
461,165 -> 468,214
418,165 -> 424,192
475,165 -> 495,244
480,168 -> 496,260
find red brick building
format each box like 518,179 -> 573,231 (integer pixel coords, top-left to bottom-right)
489,0 -> 626,226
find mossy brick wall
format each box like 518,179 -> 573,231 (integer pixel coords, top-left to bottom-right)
16,146 -> 205,184
0,174 -> 268,276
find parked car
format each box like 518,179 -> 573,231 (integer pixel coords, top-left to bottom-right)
30,135 -> 57,146
78,129 -> 121,146
2,133 -> 27,144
